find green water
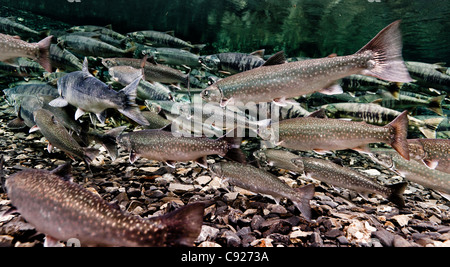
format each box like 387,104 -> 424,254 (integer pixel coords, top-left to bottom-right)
0,0 -> 449,63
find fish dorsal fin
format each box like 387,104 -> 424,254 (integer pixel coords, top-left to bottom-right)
307,108 -> 327,118
327,53 -> 338,58
105,24 -> 113,30
262,51 -> 286,67
165,30 -> 175,36
82,57 -> 90,75
250,49 -> 265,58
51,162 -> 73,181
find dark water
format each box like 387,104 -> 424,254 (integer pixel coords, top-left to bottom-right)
1,0 -> 449,63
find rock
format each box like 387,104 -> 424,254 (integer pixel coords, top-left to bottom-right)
250,238 -> 273,247
393,235 -> 413,247
310,232 -> 323,247
222,230 -> 241,247
0,235 -> 13,247
168,183 -> 195,193
223,192 -> 239,202
195,175 -> 212,186
197,241 -> 221,247
372,228 -> 395,247
196,225 -> 220,243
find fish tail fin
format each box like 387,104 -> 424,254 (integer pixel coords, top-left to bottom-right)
99,126 -> 127,161
419,117 -> 445,139
83,147 -> 100,165
293,184 -> 315,221
118,76 -> 150,126
158,202 -> 205,247
386,110 -> 410,160
357,20 -> 412,83
222,131 -> 246,164
386,182 -> 408,207
427,95 -> 445,116
37,35 -> 53,73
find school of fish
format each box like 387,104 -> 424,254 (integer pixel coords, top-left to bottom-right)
0,17 -> 449,247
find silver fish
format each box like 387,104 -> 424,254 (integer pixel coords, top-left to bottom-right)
3,163 -> 204,247
49,58 -> 149,126
201,21 -> 412,106
291,157 -> 407,207
57,35 -> 135,58
209,162 -> 315,221
200,50 -> 266,74
127,30 -> 205,50
0,33 -> 52,72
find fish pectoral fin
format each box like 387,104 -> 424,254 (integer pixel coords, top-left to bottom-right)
313,149 -> 332,155
129,151 -> 139,164
74,108 -> 86,121
29,125 -> 40,133
165,160 -> 177,168
47,143 -> 53,153
195,157 -> 208,168
319,83 -> 343,95
48,97 -> 69,108
423,159 -> 439,169
95,111 -> 108,125
220,98 -> 233,108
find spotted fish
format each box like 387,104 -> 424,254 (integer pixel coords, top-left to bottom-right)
210,162 -> 315,221
115,128 -> 246,168
0,33 -> 52,72
201,21 -> 412,106
3,162 -> 204,247
407,139 -> 450,174
291,157 -> 407,207
270,110 -> 410,160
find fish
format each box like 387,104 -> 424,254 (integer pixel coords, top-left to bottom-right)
405,61 -> 450,92
199,50 -> 266,74
270,110 -> 410,160
137,80 -> 174,101
115,128 -> 246,168
368,90 -> 446,116
57,35 -> 135,58
49,58 -> 149,126
3,83 -> 58,105
322,102 -> 445,139
127,30 -> 205,50
209,162 -> 315,221
0,17 -> 45,39
291,157 -> 407,207
68,25 -> 128,41
31,109 -> 100,164
102,56 -> 189,86
201,20 -> 412,107
49,44 -> 83,72
3,162 -> 204,247
108,65 -> 144,86
0,33 -> 52,72
407,139 -> 450,174
367,149 -> 450,195
0,61 -> 44,78
340,74 -> 401,98
253,149 -> 305,173
141,111 -> 172,130
144,47 -> 202,68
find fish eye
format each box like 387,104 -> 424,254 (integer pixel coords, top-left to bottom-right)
203,90 -> 209,96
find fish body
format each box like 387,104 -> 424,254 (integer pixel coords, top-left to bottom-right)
144,47 -> 202,68
127,30 -> 204,50
368,149 -> 450,195
108,65 -> 143,86
322,102 -> 444,139
49,58 -> 149,126
116,129 -> 245,167
57,35 -> 134,58
69,25 -> 127,40
0,33 -> 52,72
0,17 -> 42,39
200,51 -> 266,74
32,109 -> 99,164
102,57 -> 189,86
0,61 -> 44,77
292,157 -> 406,207
4,163 -> 204,247
201,21 -> 412,106
274,110 -> 410,160
49,44 -> 83,72
407,139 -> 450,174
3,83 -> 59,105
253,149 -> 304,173
405,61 -> 450,92
209,162 -> 315,220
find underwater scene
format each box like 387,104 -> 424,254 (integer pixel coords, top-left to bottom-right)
0,0 -> 449,249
